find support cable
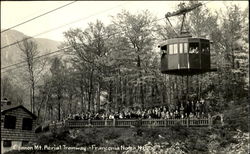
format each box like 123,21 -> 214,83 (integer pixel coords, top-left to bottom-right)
1,1 -> 77,33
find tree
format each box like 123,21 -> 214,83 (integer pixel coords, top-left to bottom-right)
63,20 -> 111,112
218,4 -> 249,102
50,57 -> 66,121
1,75 -> 25,105
35,74 -> 53,122
17,38 -> 45,114
111,9 -> 158,109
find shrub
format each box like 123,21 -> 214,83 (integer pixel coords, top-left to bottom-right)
53,127 -> 70,140
170,121 -> 182,132
178,127 -> 190,137
114,138 -> 125,145
5,150 -> 32,154
135,128 -> 143,136
142,128 -> 160,139
103,128 -> 121,140
35,125 -> 42,133
194,139 -> 208,152
42,125 -> 50,132
36,132 -> 55,145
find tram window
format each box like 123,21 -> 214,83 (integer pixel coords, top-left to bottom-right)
173,44 -> 178,54
201,43 -> 209,54
189,43 -> 199,54
184,43 -> 188,53
169,44 -> 174,54
161,45 -> 167,54
179,43 -> 183,53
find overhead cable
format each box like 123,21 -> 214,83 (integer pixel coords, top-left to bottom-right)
1,1 -> 77,33
1,1 -> 129,50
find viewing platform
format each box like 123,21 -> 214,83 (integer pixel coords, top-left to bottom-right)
50,118 -> 212,129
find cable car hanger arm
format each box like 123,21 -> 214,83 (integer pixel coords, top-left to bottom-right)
164,2 -> 203,36
165,3 -> 203,18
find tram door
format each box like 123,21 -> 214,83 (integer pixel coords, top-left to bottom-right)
201,41 -> 211,69
160,45 -> 168,72
179,42 -> 188,69
168,44 -> 179,70
189,41 -> 200,69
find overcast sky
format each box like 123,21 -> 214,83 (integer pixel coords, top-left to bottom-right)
1,1 -> 248,42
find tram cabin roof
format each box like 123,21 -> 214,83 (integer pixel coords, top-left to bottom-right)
158,37 -> 210,48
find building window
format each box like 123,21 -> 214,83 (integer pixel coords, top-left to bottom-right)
179,43 -> 183,53
22,141 -> 29,147
184,43 -> 188,53
173,44 -> 178,54
4,115 -> 16,129
22,118 -> 33,130
169,44 -> 173,54
3,140 -> 12,147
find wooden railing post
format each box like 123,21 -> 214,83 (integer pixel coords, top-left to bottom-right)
186,118 -> 189,127
113,119 -> 116,127
208,117 -> 212,129
105,119 -> 107,126
88,119 -> 91,126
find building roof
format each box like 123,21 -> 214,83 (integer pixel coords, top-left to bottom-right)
1,104 -> 37,119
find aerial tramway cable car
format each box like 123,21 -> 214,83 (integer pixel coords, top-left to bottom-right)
159,2 -> 216,75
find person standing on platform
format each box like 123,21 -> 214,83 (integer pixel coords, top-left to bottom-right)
200,98 -> 205,115
196,100 -> 200,118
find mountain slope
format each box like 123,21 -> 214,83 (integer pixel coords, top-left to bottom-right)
1,29 -> 61,68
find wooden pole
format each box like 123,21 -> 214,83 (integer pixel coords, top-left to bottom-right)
186,75 -> 189,101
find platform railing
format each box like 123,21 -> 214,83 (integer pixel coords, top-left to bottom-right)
64,118 -> 211,128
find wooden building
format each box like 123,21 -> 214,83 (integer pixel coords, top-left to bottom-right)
1,99 -> 37,154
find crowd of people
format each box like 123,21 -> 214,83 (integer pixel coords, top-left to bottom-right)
66,98 -> 210,121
